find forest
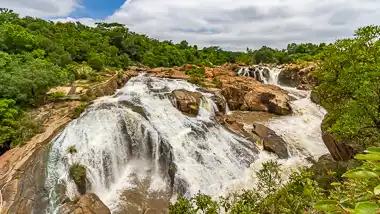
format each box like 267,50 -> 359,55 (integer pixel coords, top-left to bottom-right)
2,7 -> 380,214
0,8 -> 324,151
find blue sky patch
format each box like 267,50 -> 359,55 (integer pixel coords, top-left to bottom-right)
70,0 -> 125,19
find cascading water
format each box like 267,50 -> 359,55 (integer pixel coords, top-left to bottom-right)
45,66 -> 329,213
231,65 -> 329,191
45,74 -> 259,213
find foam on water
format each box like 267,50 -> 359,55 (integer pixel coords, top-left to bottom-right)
45,67 -> 329,213
45,74 -> 258,213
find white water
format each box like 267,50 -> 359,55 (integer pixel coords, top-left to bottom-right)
229,65 -> 329,191
45,74 -> 258,213
45,67 -> 329,213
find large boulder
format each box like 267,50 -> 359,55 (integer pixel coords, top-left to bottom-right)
59,193 -> 110,214
310,90 -> 321,105
217,116 -> 259,154
171,90 -> 203,116
321,115 -> 357,161
220,76 -> 291,115
252,123 -> 289,159
310,154 -> 361,190
278,64 -> 317,90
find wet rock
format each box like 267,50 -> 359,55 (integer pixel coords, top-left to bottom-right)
217,116 -> 259,154
86,75 -> 119,98
278,64 -> 317,90
321,115 -> 357,161
0,104 -> 76,213
310,154 -> 361,191
119,100 -> 148,119
310,90 -> 321,105
252,123 -> 289,159
220,76 -> 291,115
171,89 -> 203,116
70,163 -> 87,195
59,193 -> 110,214
209,89 -> 227,114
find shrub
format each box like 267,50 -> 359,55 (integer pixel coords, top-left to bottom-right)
212,78 -> 222,88
166,68 -> 174,75
69,163 -> 86,190
67,145 -> 77,154
73,102 -> 88,118
170,161 -> 323,214
88,54 -> 104,71
48,91 -> 66,100
315,147 -> 380,213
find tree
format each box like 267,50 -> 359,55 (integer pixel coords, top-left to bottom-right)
88,53 -> 104,71
315,25 -> 380,147
0,99 -> 20,147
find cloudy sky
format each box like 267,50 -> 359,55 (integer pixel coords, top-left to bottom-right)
2,0 -> 380,50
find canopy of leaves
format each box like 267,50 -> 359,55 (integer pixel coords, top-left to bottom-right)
315,25 -> 380,148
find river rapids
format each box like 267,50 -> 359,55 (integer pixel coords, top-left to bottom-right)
45,67 -> 328,213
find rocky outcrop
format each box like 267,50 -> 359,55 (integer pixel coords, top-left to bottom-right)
310,90 -> 321,105
219,76 -> 291,115
0,102 -> 77,213
321,115 -> 357,161
217,116 -> 259,155
252,123 -> 289,159
219,117 -> 258,142
278,64 -> 317,90
310,154 -> 361,190
0,73 -> 127,213
59,193 -> 110,214
86,74 -> 119,97
171,90 -> 203,116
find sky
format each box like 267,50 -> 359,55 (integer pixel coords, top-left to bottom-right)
2,0 -> 380,51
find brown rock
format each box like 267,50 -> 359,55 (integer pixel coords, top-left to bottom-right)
207,89 -> 227,114
252,123 -> 289,159
86,74 -> 119,97
321,115 -> 357,161
278,63 -> 317,90
310,90 -> 321,105
0,102 -> 77,213
171,90 -> 203,116
217,116 -> 259,154
220,76 -> 291,115
310,154 -> 361,190
59,193 -> 110,214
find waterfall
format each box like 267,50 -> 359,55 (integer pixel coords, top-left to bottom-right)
237,65 -> 281,84
228,65 -> 329,192
45,74 -> 258,213
45,66 -> 329,213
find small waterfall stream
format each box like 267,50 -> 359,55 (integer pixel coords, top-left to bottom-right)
229,66 -> 329,191
45,67 -> 328,213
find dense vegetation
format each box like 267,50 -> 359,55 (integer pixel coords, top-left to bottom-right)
0,8 -> 324,151
316,26 -> 380,149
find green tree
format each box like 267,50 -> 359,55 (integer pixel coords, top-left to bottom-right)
88,53 -> 104,71
315,25 -> 380,148
0,99 -> 20,147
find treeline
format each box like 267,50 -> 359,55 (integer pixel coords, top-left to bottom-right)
249,43 -> 326,64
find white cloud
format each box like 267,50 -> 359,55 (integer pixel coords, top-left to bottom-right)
4,0 -> 380,50
1,0 -> 80,17
106,0 -> 380,50
53,17 -> 101,27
